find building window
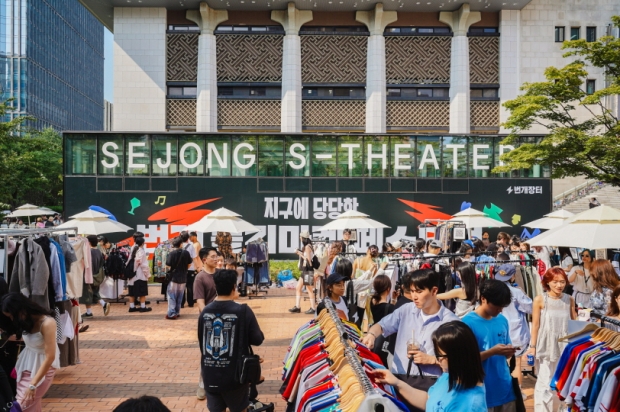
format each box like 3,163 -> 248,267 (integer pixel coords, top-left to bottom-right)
570,27 -> 580,40
302,87 -> 365,99
586,79 -> 596,95
471,88 -> 498,99
217,86 -> 281,98
383,27 -> 451,35
555,26 -> 565,42
586,27 -> 596,42
386,87 -> 449,100
387,88 -> 401,97
167,86 -> 197,97
469,27 -> 499,35
417,89 -> 433,97
249,87 -> 266,96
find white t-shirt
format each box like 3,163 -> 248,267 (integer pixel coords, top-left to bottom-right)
333,297 -> 349,321
561,255 -> 574,270
184,243 -> 197,270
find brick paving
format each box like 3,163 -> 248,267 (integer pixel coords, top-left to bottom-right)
42,285 -> 535,411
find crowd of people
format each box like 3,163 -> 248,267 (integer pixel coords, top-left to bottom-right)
1,214 -> 63,229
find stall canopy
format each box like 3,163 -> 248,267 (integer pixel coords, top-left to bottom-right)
522,209 -> 574,230
449,207 -> 511,229
317,210 -> 390,231
186,207 -> 259,234
56,210 -> 133,235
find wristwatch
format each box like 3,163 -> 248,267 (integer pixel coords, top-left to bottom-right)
28,384 -> 36,391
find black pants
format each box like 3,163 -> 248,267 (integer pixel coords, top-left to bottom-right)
183,271 -> 197,307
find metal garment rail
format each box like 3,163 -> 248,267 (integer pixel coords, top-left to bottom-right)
0,227 -> 79,279
322,297 -> 375,395
590,311 -> 620,328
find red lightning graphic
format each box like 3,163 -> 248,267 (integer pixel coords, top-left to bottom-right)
147,198 -> 221,225
398,199 -> 453,223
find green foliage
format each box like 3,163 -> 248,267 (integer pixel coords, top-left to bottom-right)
495,16 -> 620,186
269,260 -> 301,281
0,100 -> 63,208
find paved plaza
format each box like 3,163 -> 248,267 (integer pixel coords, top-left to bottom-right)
42,286 -> 536,411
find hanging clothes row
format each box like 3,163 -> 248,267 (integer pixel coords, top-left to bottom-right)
0,227 -> 84,372
281,297 -> 405,412
551,320 -> 620,412
244,239 -> 270,286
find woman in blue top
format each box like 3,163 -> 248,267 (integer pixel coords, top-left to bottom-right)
372,321 -> 487,412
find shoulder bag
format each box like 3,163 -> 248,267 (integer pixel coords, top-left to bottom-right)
235,304 -> 262,385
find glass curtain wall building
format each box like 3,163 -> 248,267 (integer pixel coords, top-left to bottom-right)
0,0 -> 103,130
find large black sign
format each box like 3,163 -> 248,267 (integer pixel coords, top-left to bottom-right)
64,177 -> 551,259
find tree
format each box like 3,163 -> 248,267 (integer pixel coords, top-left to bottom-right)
0,100 -> 63,208
494,16 -> 620,186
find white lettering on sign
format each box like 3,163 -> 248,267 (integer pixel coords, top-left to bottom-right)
156,142 -> 172,169
498,145 -> 515,166
341,144 -> 360,170
101,142 -> 119,169
264,197 -> 309,220
393,143 -> 412,170
419,144 -> 439,170
207,143 -> 228,169
180,142 -> 202,169
128,142 -> 146,170
289,143 -> 307,170
507,186 -> 543,194
233,143 -> 256,169
445,144 -> 465,171
367,144 -> 387,170
473,144 -> 490,170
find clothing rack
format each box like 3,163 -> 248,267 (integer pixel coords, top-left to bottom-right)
0,227 -> 79,278
322,297 -> 401,411
590,311 -> 620,328
322,297 -> 375,393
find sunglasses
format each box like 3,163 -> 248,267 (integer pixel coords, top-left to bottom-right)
580,254 -> 590,258
435,354 -> 448,360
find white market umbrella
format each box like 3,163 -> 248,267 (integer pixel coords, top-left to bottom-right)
449,207 -> 511,229
56,209 -> 132,235
186,207 -> 259,234
6,203 -> 55,224
529,205 -> 620,249
317,210 -> 390,231
523,209 -> 575,230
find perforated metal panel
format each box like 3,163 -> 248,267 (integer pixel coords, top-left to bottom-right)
302,100 -> 365,127
386,101 -> 450,127
386,37 -> 451,84
471,101 -> 500,128
167,99 -> 196,126
217,35 -> 283,82
167,34 -> 199,82
301,36 -> 367,83
469,37 -> 499,84
217,100 -> 281,126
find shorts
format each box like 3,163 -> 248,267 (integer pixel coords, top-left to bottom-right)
130,280 -> 149,297
205,384 -> 249,412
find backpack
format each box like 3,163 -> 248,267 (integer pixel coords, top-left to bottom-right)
123,247 -> 138,280
311,255 -> 320,270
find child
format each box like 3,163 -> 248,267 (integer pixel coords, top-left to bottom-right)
494,264 -> 533,396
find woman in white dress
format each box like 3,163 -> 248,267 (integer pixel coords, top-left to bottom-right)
1,293 -> 60,412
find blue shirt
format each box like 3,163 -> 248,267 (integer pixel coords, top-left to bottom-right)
462,312 -> 515,408
379,301 -> 459,375
427,373 -> 487,412
500,285 -> 532,348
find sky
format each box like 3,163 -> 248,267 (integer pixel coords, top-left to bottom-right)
104,28 -> 113,102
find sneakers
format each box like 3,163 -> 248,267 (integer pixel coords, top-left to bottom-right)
82,313 -> 93,318
128,307 -> 139,313
196,386 -> 206,400
165,314 -> 178,320
139,307 -> 152,313
304,308 -> 315,315
103,302 -> 111,316
288,306 -> 301,313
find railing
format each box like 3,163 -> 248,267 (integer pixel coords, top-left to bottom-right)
553,180 -> 606,210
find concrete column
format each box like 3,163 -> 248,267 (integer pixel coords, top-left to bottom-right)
187,3 -> 228,132
356,4 -> 397,133
440,4 -> 481,134
272,3 -> 313,133
499,10 -> 520,133
113,8 -> 166,131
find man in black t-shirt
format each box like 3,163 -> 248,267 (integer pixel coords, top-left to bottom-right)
165,237 -> 192,320
198,270 -> 264,412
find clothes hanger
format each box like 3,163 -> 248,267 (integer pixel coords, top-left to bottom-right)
558,323 -> 600,342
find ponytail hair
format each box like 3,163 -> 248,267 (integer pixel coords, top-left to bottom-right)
371,275 -> 392,305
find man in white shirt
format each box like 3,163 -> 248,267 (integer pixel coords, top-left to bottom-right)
180,231 -> 199,308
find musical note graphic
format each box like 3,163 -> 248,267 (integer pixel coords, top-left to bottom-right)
154,196 -> 166,206
128,197 -> 141,215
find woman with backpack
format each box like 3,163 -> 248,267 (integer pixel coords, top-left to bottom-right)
127,237 -> 152,313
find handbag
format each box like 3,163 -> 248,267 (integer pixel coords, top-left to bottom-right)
235,304 -> 262,385
509,356 -> 526,412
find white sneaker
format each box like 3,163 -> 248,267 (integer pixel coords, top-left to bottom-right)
197,386 -> 206,400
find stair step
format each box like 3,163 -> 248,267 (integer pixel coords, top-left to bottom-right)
556,185 -> 620,214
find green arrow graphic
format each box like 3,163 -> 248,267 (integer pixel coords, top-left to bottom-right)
483,203 -> 504,222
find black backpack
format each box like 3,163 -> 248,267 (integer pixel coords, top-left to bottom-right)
123,247 -> 138,280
